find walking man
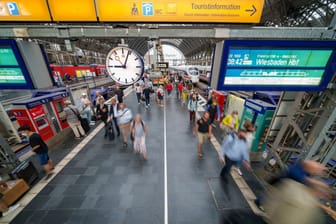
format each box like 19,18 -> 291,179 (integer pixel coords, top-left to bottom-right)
96,97 -> 109,138
115,103 -> 133,147
142,84 -> 151,108
18,125 -> 54,178
193,111 -> 212,158
218,129 -> 251,180
108,97 -> 121,136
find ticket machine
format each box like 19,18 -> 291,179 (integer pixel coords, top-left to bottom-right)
12,91 -> 69,142
240,99 -> 276,161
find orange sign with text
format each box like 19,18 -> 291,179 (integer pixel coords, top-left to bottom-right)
96,0 -> 264,23
0,0 -> 51,21
48,0 -> 97,21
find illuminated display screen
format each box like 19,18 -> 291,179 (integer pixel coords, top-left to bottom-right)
227,49 -> 332,67
218,40 -> 336,91
0,40 -> 33,89
0,48 -> 19,66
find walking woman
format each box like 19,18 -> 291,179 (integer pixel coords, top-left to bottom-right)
130,114 -> 148,160
187,94 -> 198,123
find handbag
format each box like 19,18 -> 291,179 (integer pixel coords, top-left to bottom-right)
130,133 -> 135,141
108,121 -> 115,141
70,107 -> 90,133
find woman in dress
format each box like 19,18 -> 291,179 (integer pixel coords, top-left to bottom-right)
130,114 -> 148,160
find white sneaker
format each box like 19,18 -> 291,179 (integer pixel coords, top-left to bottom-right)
237,168 -> 243,176
3,204 -> 20,216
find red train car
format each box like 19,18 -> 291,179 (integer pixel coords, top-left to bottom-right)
50,64 -> 106,80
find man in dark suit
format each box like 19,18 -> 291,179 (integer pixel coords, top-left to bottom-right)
108,97 -> 121,136
96,96 -> 109,137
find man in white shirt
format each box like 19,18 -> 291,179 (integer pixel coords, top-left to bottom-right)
115,103 -> 133,147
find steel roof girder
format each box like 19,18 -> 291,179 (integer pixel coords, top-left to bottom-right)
0,26 -> 335,40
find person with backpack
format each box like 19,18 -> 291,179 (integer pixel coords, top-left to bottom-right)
187,93 -> 198,123
64,100 -> 86,139
130,114 -> 148,160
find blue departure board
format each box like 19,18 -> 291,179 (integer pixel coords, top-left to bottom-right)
0,40 -> 33,89
218,40 -> 336,91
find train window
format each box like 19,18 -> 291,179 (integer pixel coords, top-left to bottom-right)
188,68 -> 199,76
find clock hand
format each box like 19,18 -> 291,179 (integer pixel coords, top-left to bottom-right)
115,55 -> 123,65
114,65 -> 125,68
123,51 -> 131,67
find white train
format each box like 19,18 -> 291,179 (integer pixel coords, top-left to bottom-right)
196,65 -> 211,83
170,65 -> 200,83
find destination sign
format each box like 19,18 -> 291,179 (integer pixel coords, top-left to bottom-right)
227,49 -> 333,67
0,68 -> 26,84
224,69 -> 324,86
217,40 -> 336,91
0,47 -> 18,65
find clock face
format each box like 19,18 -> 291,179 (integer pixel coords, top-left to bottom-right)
106,47 -> 144,85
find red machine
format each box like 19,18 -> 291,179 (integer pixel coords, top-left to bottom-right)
211,90 -> 227,120
12,89 -> 69,142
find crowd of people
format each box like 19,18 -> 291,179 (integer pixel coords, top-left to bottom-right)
16,73 -> 336,223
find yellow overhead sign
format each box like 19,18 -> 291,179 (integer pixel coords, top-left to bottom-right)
48,0 -> 97,22
96,0 -> 265,23
0,0 -> 51,21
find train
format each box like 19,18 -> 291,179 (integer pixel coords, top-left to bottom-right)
50,64 -> 107,81
169,65 -> 200,83
197,65 -> 211,83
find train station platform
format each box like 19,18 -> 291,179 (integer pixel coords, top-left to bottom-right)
6,89 -> 267,224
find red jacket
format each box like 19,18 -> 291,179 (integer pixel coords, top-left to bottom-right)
178,83 -> 184,91
166,83 -> 173,91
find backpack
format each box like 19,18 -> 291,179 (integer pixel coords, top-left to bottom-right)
132,120 -> 145,130
131,120 -> 145,141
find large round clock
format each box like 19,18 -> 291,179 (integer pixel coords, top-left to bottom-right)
106,46 -> 144,85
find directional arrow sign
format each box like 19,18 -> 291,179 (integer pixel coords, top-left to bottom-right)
97,0 -> 265,23
245,5 -> 257,16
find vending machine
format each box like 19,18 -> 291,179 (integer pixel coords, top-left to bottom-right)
224,92 -> 253,122
240,99 -> 276,161
12,91 -> 69,142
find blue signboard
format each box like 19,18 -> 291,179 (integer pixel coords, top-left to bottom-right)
218,40 -> 336,91
0,39 -> 34,89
